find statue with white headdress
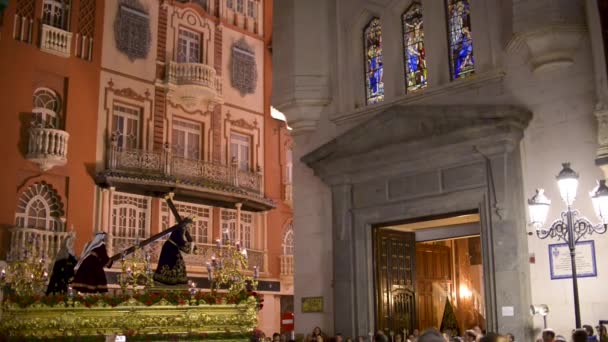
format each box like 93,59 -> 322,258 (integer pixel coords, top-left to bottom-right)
71,231 -> 112,293
46,232 -> 77,295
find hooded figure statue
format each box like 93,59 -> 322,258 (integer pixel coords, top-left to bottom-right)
46,233 -> 77,295
71,231 -> 112,293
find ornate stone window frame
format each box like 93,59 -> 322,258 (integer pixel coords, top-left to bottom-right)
223,112 -> 260,171
169,7 -> 213,66
15,181 -> 65,232
103,80 -> 154,153
167,100 -> 212,161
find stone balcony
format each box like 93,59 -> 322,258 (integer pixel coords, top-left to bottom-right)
26,126 -> 69,171
96,145 -> 274,212
166,61 -> 223,110
7,227 -> 71,264
39,24 -> 72,58
280,255 -> 293,277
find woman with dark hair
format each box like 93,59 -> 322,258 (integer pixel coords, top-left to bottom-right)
572,329 -> 588,342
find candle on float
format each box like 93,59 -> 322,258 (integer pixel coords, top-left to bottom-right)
253,265 -> 259,279
216,239 -> 221,248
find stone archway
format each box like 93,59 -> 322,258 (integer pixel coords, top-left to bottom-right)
303,104 -> 534,339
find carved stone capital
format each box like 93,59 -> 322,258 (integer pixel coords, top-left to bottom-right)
507,25 -> 586,74
594,102 -> 608,177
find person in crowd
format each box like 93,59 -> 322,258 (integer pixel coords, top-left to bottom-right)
541,329 -> 556,342
416,329 -> 444,342
375,333 -> 388,342
573,329 -> 589,342
357,336 -> 366,342
394,333 -> 404,342
345,337 -> 354,342
464,330 -> 478,342
72,231 -> 112,293
505,333 -> 515,342
335,333 -> 344,342
599,325 -> 608,341
584,325 -> 598,342
407,334 -> 417,342
272,333 -> 281,342
480,333 -> 500,342
554,336 -> 566,342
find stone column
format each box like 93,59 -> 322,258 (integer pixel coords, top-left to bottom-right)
331,183 -> 355,336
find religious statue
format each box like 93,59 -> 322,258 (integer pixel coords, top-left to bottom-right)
46,233 -> 77,295
153,219 -> 194,286
72,231 -> 112,293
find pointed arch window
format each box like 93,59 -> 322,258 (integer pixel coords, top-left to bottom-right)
33,87 -> 62,128
364,18 -> 384,105
15,182 -> 64,231
447,0 -> 474,79
403,3 -> 427,92
282,223 -> 294,255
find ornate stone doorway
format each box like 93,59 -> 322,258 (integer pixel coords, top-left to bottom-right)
303,105 -> 534,340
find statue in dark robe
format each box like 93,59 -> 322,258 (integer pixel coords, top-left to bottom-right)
153,222 -> 193,285
72,231 -> 112,293
46,234 -> 77,295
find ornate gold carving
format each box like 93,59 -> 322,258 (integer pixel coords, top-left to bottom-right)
0,297 -> 258,338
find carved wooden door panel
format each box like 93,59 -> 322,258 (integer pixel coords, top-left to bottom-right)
374,229 -> 416,336
415,243 -> 452,330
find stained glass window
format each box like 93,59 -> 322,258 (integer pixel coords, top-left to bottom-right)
447,0 -> 474,79
364,18 -> 384,105
402,3 -> 427,92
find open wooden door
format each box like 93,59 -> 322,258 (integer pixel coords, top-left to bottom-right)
374,229 -> 416,336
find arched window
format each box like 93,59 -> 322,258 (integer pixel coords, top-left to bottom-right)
364,18 -> 384,105
15,182 -> 64,231
33,87 -> 62,128
282,223 -> 294,255
403,3 -> 427,92
446,0 -> 474,79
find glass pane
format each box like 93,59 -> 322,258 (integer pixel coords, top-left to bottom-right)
447,0 -> 475,79
364,18 -> 384,105
403,4 -> 427,92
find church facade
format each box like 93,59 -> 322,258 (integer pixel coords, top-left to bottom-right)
0,0 -> 292,335
273,0 -> 608,339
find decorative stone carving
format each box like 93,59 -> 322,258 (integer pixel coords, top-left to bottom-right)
507,25 -> 586,74
230,38 -> 257,96
114,0 -> 151,61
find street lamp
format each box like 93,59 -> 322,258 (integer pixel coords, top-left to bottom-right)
527,163 -> 608,328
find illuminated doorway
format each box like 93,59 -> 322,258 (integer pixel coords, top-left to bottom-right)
374,212 -> 486,336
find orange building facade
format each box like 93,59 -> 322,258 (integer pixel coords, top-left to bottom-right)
0,0 -> 292,335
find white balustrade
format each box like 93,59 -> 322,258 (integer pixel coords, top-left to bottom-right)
167,61 -> 218,90
280,255 -> 294,276
27,127 -> 69,171
8,227 -> 71,264
40,24 -> 72,58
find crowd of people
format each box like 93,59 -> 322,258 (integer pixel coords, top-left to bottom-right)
291,324 -> 608,342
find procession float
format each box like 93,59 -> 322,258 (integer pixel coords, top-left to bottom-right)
0,195 -> 261,341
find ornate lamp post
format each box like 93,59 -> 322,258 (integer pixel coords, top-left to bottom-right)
527,163 -> 608,328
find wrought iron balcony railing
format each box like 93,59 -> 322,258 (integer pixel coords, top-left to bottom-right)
106,145 -> 263,195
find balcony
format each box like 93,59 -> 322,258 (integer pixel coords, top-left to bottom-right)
166,62 -> 223,109
97,145 -> 274,211
39,24 -> 72,58
7,227 -> 71,264
26,126 -> 69,171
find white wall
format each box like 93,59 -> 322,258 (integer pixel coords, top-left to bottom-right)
273,0 -> 608,338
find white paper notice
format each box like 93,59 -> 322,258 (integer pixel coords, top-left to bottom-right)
502,306 -> 514,317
